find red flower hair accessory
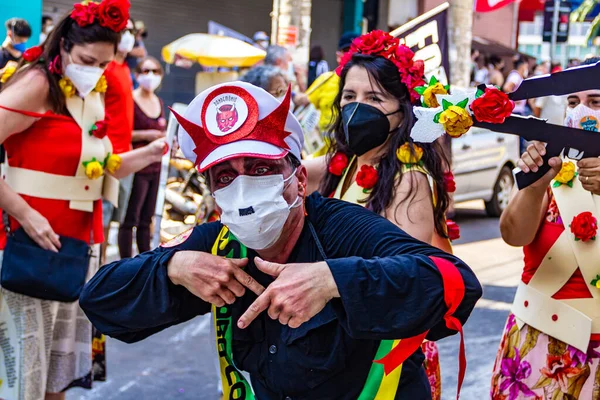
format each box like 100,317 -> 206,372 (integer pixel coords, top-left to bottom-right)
446,219 -> 461,241
70,0 -> 129,32
336,30 -> 425,104
444,171 -> 456,193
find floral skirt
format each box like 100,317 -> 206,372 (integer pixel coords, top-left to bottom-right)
491,313 -> 600,400
423,341 -> 441,400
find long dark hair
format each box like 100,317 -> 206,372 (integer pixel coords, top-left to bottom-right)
4,12 -> 120,115
319,54 -> 450,237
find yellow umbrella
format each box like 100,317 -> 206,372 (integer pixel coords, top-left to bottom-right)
162,34 -> 266,68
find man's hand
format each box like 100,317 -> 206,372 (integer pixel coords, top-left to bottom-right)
238,257 -> 339,329
578,158 -> 600,195
168,251 -> 265,307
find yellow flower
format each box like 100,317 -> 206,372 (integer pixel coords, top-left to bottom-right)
0,65 -> 16,83
596,280 -> 600,289
105,154 -> 122,174
84,160 -> 104,180
94,75 -> 107,93
59,77 -> 76,98
422,82 -> 448,108
555,161 -> 576,184
396,143 -> 424,164
438,105 -> 473,138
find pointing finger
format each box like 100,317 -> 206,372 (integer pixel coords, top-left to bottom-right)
238,291 -> 271,329
232,268 -> 265,296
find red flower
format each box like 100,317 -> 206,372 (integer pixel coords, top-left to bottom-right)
394,45 -> 415,68
570,211 -> 598,242
471,88 -> 515,124
97,0 -> 130,32
540,353 -> 582,393
48,55 -> 62,75
328,152 -> 349,176
446,220 -> 460,241
90,120 -> 107,139
444,171 -> 456,193
70,2 -> 98,27
22,46 -> 43,62
354,30 -> 394,55
356,165 -> 378,189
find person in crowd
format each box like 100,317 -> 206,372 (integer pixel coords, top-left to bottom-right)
488,54 -> 505,88
125,19 -> 147,88
118,56 -> 166,258
0,1 -> 165,399
304,30 -> 458,399
473,54 -> 490,85
567,58 -> 581,68
307,32 -> 358,138
265,45 -> 309,108
0,18 -> 31,69
470,48 -> 480,85
503,57 -> 529,115
533,94 -> 567,125
101,17 -> 137,263
40,15 -> 54,44
240,64 -> 288,99
79,79 -> 482,399
493,67 -> 600,396
307,45 -> 329,88
253,30 -> 270,50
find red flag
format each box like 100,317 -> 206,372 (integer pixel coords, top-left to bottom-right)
475,0 -> 516,12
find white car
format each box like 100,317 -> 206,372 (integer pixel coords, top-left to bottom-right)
452,127 -> 520,217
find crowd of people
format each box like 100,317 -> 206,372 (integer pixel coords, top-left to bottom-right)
0,1 -> 600,400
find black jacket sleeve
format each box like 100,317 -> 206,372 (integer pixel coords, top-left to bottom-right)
309,196 -> 482,341
80,222 -> 222,343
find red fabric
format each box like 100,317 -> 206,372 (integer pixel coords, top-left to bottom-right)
522,220 -> 593,300
475,0 -> 516,12
104,60 -> 134,154
374,256 -> 466,399
0,106 -> 104,246
519,0 -> 545,21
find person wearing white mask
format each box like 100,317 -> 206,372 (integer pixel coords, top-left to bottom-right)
100,17 -> 138,263
118,57 -> 166,259
79,81 -> 481,399
0,1 -> 166,399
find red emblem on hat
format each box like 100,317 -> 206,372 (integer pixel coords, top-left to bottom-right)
170,85 -> 293,170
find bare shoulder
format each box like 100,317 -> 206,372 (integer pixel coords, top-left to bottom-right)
1,68 -> 50,112
395,169 -> 432,198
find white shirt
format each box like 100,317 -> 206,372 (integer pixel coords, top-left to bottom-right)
505,71 -> 526,114
535,96 -> 567,125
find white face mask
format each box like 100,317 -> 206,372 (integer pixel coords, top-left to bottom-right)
213,169 -> 302,250
64,56 -> 104,97
137,72 -> 162,91
564,103 -> 600,132
118,31 -> 135,53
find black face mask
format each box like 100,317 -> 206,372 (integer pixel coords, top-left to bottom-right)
341,102 -> 400,156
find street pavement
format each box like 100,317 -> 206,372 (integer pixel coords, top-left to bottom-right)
69,200 -> 523,400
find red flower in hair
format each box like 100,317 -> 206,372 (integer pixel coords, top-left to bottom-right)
97,0 -> 130,32
22,46 -> 43,63
471,88 -> 515,124
328,152 -> 349,176
444,171 -> 456,193
71,2 -> 98,27
394,45 -> 415,69
446,220 -> 460,241
354,30 -> 394,55
48,55 -> 62,75
356,165 -> 378,190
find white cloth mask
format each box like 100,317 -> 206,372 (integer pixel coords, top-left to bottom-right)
64,56 -> 104,97
137,72 -> 162,92
118,31 -> 135,53
213,169 -> 301,250
564,103 -> 600,132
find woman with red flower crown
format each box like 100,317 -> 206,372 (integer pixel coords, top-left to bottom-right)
304,30 -> 459,399
0,1 -> 166,399
492,73 -> 600,398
